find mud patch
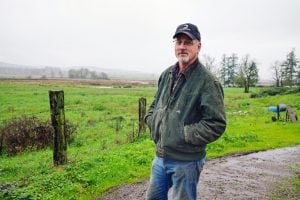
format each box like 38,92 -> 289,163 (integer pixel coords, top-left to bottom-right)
100,145 -> 300,200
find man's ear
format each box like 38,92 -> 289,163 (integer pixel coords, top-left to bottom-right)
198,42 -> 202,51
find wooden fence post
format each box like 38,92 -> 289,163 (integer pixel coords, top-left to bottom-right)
138,97 -> 147,135
49,90 -> 67,166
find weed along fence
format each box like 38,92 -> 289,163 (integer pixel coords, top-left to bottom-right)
48,90 -> 147,166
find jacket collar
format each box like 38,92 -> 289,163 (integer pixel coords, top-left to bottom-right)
169,58 -> 200,80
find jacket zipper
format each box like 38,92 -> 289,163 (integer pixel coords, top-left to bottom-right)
168,74 -> 183,105
159,74 -> 183,151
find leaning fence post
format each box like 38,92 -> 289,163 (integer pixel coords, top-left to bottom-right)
49,90 -> 67,166
138,97 -> 147,135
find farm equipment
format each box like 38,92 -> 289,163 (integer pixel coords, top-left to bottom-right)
267,104 -> 298,123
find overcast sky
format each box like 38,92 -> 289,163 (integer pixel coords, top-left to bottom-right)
0,0 -> 299,79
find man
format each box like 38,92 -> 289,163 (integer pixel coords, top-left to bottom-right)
145,23 -> 226,200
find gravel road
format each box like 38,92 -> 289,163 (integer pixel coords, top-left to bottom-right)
100,145 -> 300,200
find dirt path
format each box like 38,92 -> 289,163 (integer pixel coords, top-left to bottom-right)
100,145 -> 300,200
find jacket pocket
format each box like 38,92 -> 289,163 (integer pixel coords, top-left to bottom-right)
149,108 -> 165,143
164,120 -> 185,148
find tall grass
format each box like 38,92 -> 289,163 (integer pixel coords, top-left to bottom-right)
0,80 -> 299,199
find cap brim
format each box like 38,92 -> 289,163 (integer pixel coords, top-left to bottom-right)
173,31 -> 196,40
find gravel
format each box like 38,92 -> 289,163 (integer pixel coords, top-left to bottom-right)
100,145 -> 300,200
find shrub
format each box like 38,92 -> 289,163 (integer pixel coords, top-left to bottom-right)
250,87 -> 300,98
0,116 -> 76,155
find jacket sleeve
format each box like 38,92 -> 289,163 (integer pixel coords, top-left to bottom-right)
184,80 -> 226,146
144,75 -> 163,128
144,99 -> 155,128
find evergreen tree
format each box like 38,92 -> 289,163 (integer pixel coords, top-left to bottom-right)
282,48 -> 299,86
227,53 -> 238,86
219,54 -> 227,86
219,54 -> 238,87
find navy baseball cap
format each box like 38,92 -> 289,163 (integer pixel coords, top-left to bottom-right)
173,23 -> 201,41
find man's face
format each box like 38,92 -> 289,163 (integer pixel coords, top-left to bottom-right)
174,34 -> 201,67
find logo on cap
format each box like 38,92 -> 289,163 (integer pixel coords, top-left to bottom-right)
179,24 -> 191,31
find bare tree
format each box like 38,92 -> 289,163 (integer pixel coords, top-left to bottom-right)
271,61 -> 284,87
202,54 -> 218,77
237,55 -> 259,93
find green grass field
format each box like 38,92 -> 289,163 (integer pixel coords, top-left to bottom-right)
0,80 -> 299,199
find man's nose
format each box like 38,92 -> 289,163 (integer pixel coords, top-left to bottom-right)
177,43 -> 187,49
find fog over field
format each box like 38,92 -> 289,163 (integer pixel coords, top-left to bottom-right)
0,0 -> 299,80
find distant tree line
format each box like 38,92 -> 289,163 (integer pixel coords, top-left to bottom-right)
68,68 -> 109,80
0,62 -> 111,80
0,65 -> 64,78
202,53 -> 259,93
271,48 -> 300,87
202,48 -> 300,93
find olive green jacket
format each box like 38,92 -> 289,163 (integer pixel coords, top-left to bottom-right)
145,59 -> 226,161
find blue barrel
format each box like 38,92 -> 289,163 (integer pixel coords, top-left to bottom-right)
267,106 -> 278,113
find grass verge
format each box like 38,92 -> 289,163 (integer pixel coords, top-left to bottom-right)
268,165 -> 300,200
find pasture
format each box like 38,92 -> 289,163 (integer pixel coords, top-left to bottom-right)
0,80 -> 299,199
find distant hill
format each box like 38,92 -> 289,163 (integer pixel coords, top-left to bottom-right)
0,62 -> 159,81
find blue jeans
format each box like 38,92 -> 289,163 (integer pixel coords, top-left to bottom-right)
146,156 -> 205,200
